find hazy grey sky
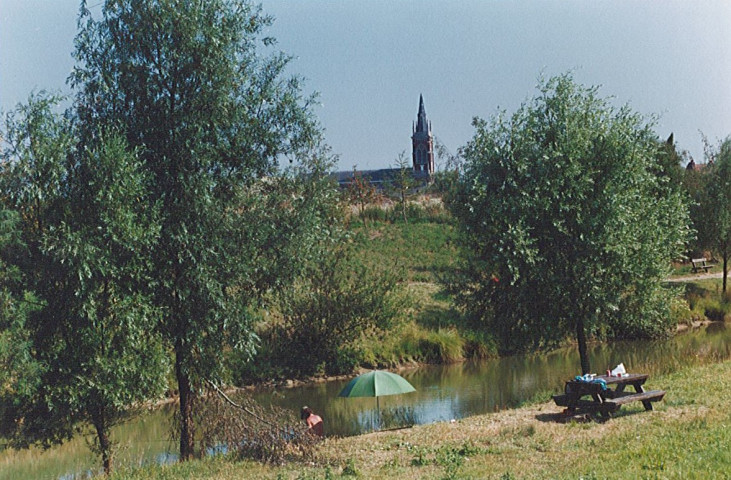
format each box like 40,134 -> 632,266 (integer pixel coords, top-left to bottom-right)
2,1 -> 729,170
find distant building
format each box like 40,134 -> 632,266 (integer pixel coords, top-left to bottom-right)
686,158 -> 712,171
332,95 -> 434,188
412,94 -> 435,176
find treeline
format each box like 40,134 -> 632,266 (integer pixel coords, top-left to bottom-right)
2,1 -> 731,476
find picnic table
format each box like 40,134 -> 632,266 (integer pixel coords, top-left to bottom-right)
553,373 -> 665,417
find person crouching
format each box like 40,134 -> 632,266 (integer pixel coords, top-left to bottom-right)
300,406 -> 324,437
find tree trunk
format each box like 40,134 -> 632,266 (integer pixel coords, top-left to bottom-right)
176,349 -> 195,461
91,406 -> 112,475
576,317 -> 591,375
723,251 -> 728,293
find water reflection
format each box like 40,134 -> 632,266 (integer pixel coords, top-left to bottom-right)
0,323 -> 728,479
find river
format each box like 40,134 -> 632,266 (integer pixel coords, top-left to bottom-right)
1,322 -> 728,479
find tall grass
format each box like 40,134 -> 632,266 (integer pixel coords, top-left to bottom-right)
356,198 -> 452,226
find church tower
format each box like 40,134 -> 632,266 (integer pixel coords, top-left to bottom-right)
412,94 -> 434,176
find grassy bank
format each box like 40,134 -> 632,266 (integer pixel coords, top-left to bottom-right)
108,359 -> 731,479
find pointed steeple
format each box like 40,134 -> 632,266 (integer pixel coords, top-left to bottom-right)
412,94 -> 434,176
415,94 -> 429,133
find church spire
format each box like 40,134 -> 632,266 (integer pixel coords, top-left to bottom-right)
411,94 -> 434,176
415,94 -> 429,133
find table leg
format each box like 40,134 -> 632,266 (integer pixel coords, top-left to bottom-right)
632,382 -> 653,411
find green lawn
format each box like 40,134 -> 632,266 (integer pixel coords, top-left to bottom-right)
350,220 -> 459,284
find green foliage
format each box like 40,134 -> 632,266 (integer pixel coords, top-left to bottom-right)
415,328 -> 464,364
684,135 -> 731,292
347,168 -> 378,225
385,152 -> 418,224
356,201 -> 451,226
448,73 -> 691,372
350,220 -> 457,283
460,329 -> 498,359
71,0 -> 339,460
341,458 -> 360,477
430,137 -> 463,200
257,244 -> 407,377
704,137 -> 731,292
0,210 -> 41,406
0,96 -> 169,473
683,282 -> 731,322
653,133 -> 687,194
359,205 -> 391,223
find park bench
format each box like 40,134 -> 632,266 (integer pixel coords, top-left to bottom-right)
553,373 -> 665,417
691,257 -> 715,273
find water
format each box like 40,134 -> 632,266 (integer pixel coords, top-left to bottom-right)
254,322 -> 730,436
1,323 -> 728,479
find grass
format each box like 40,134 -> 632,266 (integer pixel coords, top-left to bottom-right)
349,219 -> 459,284
106,359 -> 731,479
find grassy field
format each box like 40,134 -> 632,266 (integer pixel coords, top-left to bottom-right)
108,359 -> 731,480
349,219 -> 459,284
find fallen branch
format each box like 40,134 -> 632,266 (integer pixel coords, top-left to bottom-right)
204,378 -> 303,434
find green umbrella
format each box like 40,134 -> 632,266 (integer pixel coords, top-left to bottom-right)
338,370 -> 416,429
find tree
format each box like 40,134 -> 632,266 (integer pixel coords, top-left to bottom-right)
71,0 -> 337,460
267,243 -> 405,377
1,95 -> 168,474
386,152 -> 416,223
654,133 -> 687,191
431,137 -> 462,200
348,166 -> 378,226
700,137 -> 731,292
0,210 -> 41,421
447,74 -> 690,374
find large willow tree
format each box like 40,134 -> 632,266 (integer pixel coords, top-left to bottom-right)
448,74 -> 690,374
0,95 -> 168,475
71,0 -> 337,460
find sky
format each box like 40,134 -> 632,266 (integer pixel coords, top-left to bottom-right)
2,1 -> 730,171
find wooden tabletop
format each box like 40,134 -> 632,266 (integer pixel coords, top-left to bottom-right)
594,373 -> 648,385
567,373 -> 648,387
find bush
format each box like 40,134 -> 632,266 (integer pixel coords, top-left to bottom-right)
261,245 -> 407,377
669,296 -> 694,326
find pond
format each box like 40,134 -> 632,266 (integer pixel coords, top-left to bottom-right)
1,323 -> 728,479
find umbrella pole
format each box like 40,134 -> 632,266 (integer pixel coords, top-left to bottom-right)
376,396 -> 380,431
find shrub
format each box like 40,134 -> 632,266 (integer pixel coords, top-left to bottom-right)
669,296 -> 694,326
265,245 -> 406,377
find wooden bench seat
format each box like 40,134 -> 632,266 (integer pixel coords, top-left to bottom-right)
691,258 -> 715,273
553,389 -> 666,415
604,389 -> 665,407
